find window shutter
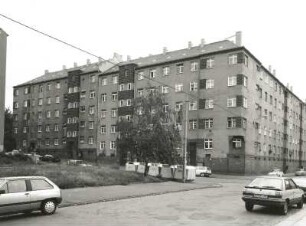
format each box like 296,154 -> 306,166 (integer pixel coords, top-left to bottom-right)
199,79 -> 207,89
237,52 -> 245,64
200,59 -> 207,69
199,119 -> 205,129
236,95 -> 243,107
199,99 -> 206,109
237,74 -> 243,85
236,117 -> 242,128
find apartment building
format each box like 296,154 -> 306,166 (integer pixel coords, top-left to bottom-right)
0,28 -> 8,152
13,32 -> 306,174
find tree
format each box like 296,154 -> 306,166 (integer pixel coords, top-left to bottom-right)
117,93 -> 182,175
4,108 -> 16,152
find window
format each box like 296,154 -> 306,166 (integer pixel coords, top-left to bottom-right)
54,139 -> 59,146
80,91 -> 86,98
177,63 -> 184,74
46,111 -> 51,118
68,87 -> 73,93
227,98 -> 237,107
88,137 -> 94,144
101,78 -> 107,86
189,119 -> 197,130
205,99 -> 214,109
126,99 -> 132,106
101,110 -> 107,118
14,89 -> 19,96
22,140 -> 27,147
80,106 -> 86,112
228,54 -> 237,65
91,75 -> 96,83
101,125 -> 106,134
127,83 -> 133,90
111,109 -> 117,118
31,179 -> 53,190
47,84 -> 51,91
163,104 -> 169,113
163,66 -> 170,76
137,72 -> 144,80
150,69 -> 156,78
206,79 -> 214,89
23,100 -> 28,107
206,58 -> 214,68
46,125 -> 50,132
190,82 -> 198,91
125,70 -> 130,77
138,89 -> 144,96
14,128 -> 18,134
175,102 -> 183,111
55,96 -> 60,104
100,141 -> 106,150
228,76 -> 237,86
89,106 -> 95,115
101,93 -> 107,102
8,180 -> 27,193
73,86 -> 79,93
111,92 -> 117,101
38,125 -> 42,133
175,84 -> 183,92
189,101 -> 197,111
204,139 -> 213,149
112,76 -> 118,84
90,91 -> 96,98
243,97 -> 248,108
162,86 -> 169,94
54,124 -> 59,131
56,82 -> 61,89
111,125 -> 117,133
55,110 -> 60,118
23,127 -> 27,133
13,102 -> 19,109
204,118 -> 213,129
110,141 -> 116,149
233,138 -> 242,148
227,118 -> 236,128
24,87 -> 29,94
45,139 -> 50,146
191,61 -> 198,72
72,131 -> 78,137
89,121 -> 94,129
39,85 -> 43,93
119,84 -> 125,91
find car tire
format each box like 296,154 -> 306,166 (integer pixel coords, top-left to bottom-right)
245,202 -> 254,211
297,198 -> 303,209
200,173 -> 205,177
41,200 -> 57,215
281,202 -> 288,215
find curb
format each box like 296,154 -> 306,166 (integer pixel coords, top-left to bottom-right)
59,184 -> 222,208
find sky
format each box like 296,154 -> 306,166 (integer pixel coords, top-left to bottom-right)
1,0 -> 306,109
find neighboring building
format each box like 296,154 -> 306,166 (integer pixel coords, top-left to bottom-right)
0,28 -> 8,152
13,32 -> 306,174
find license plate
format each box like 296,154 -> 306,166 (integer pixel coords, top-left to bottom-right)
254,194 -> 268,199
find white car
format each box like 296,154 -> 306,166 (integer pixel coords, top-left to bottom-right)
0,176 -> 62,216
195,166 -> 212,177
268,169 -> 284,177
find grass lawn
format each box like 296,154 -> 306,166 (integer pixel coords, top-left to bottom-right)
0,161 -> 164,189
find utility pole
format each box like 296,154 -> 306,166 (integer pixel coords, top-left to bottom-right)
183,97 -> 188,183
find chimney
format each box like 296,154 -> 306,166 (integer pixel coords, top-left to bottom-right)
44,70 -> 49,74
200,38 -> 205,48
188,41 -> 193,49
62,65 -> 66,70
163,47 -> 168,54
273,69 -> 276,76
235,31 -> 242,46
113,52 -> 123,62
127,55 -> 131,61
290,86 -> 293,92
268,65 -> 272,72
86,59 -> 91,65
73,62 -> 78,67
287,83 -> 289,88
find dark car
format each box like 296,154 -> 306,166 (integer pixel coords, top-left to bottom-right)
40,155 -> 60,163
292,177 -> 306,201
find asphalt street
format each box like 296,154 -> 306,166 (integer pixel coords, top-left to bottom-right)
0,176 -> 304,226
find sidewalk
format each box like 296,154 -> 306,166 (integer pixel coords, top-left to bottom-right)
275,207 -> 306,226
60,180 -> 221,208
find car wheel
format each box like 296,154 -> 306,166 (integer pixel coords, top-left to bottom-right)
41,200 -> 57,215
200,173 -> 205,177
245,202 -> 254,211
281,202 -> 288,215
297,198 -> 303,209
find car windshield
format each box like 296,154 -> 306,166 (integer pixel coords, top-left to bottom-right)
293,178 -> 306,187
246,178 -> 283,190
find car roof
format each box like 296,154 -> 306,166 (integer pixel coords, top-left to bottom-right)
256,176 -> 290,180
0,176 -> 48,181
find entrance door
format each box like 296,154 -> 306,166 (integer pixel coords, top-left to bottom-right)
188,142 -> 197,166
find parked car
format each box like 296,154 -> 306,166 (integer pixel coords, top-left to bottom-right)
40,154 -> 60,163
242,176 -> 304,215
67,159 -> 92,167
268,168 -> 284,177
195,166 -> 212,177
292,177 -> 306,200
295,168 -> 306,176
0,176 -> 62,216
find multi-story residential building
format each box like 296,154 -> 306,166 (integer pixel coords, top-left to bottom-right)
13,32 -> 306,174
0,28 -> 8,152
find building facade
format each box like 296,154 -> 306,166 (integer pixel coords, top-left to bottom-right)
13,33 -> 306,174
0,28 -> 8,152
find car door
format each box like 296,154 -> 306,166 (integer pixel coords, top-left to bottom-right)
284,179 -> 295,204
29,178 -> 55,210
289,179 -> 302,203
